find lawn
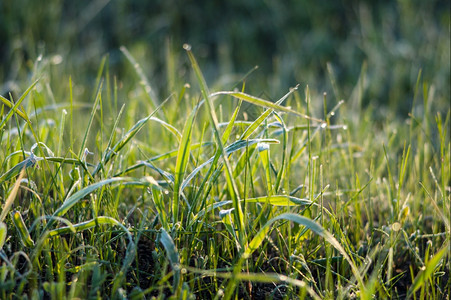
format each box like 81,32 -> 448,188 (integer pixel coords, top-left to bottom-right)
0,1 -> 449,299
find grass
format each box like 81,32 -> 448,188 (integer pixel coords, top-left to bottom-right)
0,3 -> 450,297
0,41 -> 449,299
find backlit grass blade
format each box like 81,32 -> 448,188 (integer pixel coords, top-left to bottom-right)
221,99 -> 242,144
160,228 -> 181,293
185,44 -> 246,244
0,222 -> 7,250
186,101 -> 241,218
243,195 -> 314,206
406,243 -> 449,299
211,90 -> 324,123
173,107 -> 196,223
0,79 -> 37,130
0,94 -> 29,122
0,168 -> 26,222
12,211 -> 35,247
239,85 -> 299,140
257,142 -> 273,196
138,161 -> 175,183
243,213 -> 364,291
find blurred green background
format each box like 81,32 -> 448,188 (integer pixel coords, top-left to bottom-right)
1,0 -> 449,116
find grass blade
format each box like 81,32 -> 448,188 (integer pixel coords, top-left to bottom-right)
243,213 -> 364,291
0,79 -> 37,130
212,90 -> 324,123
184,44 -> 246,244
0,168 -> 26,221
46,177 -> 132,229
173,107 -> 196,223
12,210 -> 35,247
0,222 -> 7,250
243,195 -> 314,206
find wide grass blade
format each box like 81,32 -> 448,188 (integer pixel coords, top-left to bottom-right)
0,157 -> 37,185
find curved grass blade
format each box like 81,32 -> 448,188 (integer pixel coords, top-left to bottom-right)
272,111 -> 288,192
113,142 -> 212,176
243,213 -> 364,291
258,142 -> 273,196
150,116 -> 182,141
138,161 -> 175,183
186,100 -> 242,219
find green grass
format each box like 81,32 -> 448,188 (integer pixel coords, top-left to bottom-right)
0,41 -> 449,299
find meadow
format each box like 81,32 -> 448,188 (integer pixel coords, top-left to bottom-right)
0,1 -> 450,299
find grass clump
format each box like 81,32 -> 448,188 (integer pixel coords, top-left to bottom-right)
0,43 -> 450,300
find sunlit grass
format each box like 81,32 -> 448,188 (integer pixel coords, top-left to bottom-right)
0,43 -> 449,300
